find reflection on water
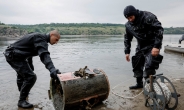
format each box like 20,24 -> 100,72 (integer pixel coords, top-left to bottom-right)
0,41 -> 7,46
0,37 -> 8,46
0,35 -> 184,110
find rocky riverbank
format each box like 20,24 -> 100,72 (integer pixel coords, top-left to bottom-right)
0,26 -> 27,39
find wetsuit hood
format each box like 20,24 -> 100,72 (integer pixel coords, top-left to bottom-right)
124,5 -> 140,24
124,5 -> 138,18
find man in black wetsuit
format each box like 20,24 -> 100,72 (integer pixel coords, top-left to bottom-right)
4,30 -> 61,108
123,5 -> 164,89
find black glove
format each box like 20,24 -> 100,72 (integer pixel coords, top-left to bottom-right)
50,69 -> 61,80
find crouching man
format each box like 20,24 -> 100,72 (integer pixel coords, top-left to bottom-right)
4,30 -> 61,108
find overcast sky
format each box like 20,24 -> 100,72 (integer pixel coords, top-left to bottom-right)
0,0 -> 184,27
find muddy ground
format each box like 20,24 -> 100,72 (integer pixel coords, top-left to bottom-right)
1,78 -> 183,110
102,78 -> 184,110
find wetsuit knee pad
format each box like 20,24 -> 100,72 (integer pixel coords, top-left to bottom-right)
27,74 -> 37,84
133,70 -> 143,78
143,69 -> 156,78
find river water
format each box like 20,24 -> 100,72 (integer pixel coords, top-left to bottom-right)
0,35 -> 184,110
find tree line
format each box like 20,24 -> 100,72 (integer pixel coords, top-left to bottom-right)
1,22 -> 184,35
9,23 -> 125,35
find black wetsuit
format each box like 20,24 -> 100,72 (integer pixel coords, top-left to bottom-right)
124,10 -> 164,79
4,33 -> 57,101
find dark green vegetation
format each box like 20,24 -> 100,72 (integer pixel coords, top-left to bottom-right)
1,21 -> 184,35
164,27 -> 184,34
0,22 -> 5,25
10,23 -> 125,35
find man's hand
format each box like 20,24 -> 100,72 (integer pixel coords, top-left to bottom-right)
151,48 -> 160,56
50,69 -> 61,80
126,54 -> 130,62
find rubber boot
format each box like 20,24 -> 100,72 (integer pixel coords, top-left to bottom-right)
18,93 -> 33,108
129,77 -> 143,89
18,100 -> 33,108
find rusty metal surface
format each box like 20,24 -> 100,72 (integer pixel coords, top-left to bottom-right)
49,68 -> 110,110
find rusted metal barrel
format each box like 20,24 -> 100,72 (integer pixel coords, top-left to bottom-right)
49,67 -> 110,110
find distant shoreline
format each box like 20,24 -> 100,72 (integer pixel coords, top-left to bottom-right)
0,35 -> 124,40
0,34 -> 183,41
0,36 -> 22,41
